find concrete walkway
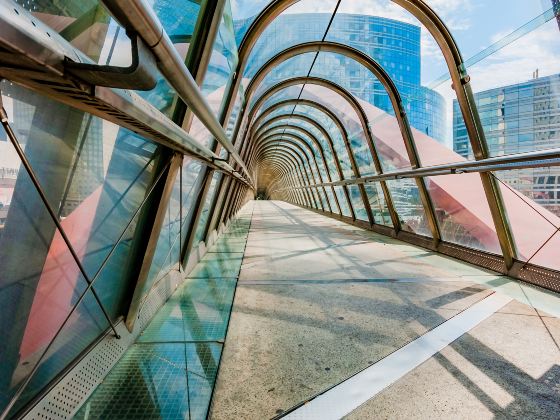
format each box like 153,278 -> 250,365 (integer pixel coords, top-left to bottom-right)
210,201 -> 560,419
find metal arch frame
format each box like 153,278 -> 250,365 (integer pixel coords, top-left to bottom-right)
247,97 -> 375,224
263,161 -> 303,205
253,130 -> 333,212
246,75 -> 403,228
258,147 -> 312,205
252,119 -> 343,215
259,160 -> 292,190
259,147 -> 316,207
255,113 -> 346,182
254,133 -> 332,212
256,121 -> 334,174
218,0 -> 514,266
237,41 -> 442,240
258,150 -> 308,198
246,106 -> 353,217
256,136 -> 323,200
259,143 -> 321,209
266,166 -> 294,196
260,150 -> 309,204
261,162 -> 291,192
254,124 -> 331,179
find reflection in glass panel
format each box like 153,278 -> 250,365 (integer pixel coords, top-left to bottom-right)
13,290 -> 108,416
300,85 -> 376,177
181,159 -> 204,246
0,83 -> 161,414
494,169 -> 560,271
190,2 -> 239,147
426,175 -> 501,254
144,165 -> 182,297
386,179 -> 431,237
364,183 -> 392,226
19,0 -> 201,118
232,0 -> 276,45
457,21 -> 560,222
249,54 -> 315,102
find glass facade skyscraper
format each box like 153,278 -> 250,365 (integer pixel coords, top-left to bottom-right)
236,13 -> 446,142
453,73 -> 560,216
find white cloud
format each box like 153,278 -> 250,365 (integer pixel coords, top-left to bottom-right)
468,19 -> 560,92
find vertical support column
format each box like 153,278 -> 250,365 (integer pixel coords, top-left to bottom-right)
126,0 -> 228,326
178,0 -> 229,265
126,152 -> 182,329
456,74 -> 516,269
397,110 -> 442,248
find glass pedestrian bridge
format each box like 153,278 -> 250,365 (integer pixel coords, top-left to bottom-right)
0,0 -> 559,419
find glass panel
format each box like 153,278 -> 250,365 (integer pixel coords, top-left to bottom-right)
335,186 -> 351,217
232,0 -> 274,45
426,175 -> 501,254
364,183 -> 392,226
249,54 -> 315,100
144,166 -> 182,298
0,82 -> 162,415
293,105 -> 354,179
314,1 -> 472,169
386,179 -> 431,237
18,0 -> 201,118
243,1 -> 339,78
300,85 -> 376,176
495,169 -> 560,271
253,86 -> 303,118
325,187 -> 340,214
11,290 -> 107,416
348,185 -> 368,221
192,172 -> 221,246
180,159 -> 204,247
189,3 -> 239,147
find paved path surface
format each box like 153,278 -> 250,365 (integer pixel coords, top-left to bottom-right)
210,201 -> 560,420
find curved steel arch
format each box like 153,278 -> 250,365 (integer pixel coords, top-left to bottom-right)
256,135 -> 322,187
248,76 -> 402,228
258,142 -> 319,203
239,43 -> 441,238
244,102 -> 354,207
259,148 -> 312,206
259,146 -> 318,207
245,101 -> 360,219
248,98 -> 377,223
258,161 -> 296,198
223,2 -> 514,265
253,125 -> 326,171
253,120 -> 343,214
256,122 -> 335,177
259,161 -> 299,202
254,134 -> 333,212
254,112 -> 346,179
255,126 -> 336,200
247,103 -> 344,164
